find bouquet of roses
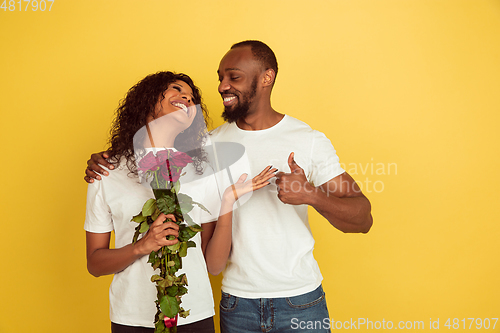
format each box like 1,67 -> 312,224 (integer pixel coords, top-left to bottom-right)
131,149 -> 208,333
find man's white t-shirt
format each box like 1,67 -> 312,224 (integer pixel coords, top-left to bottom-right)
84,152 -> 220,327
210,115 -> 345,298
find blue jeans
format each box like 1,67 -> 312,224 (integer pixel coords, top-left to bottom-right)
220,285 -> 331,332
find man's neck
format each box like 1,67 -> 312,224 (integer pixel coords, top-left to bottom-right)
236,106 -> 284,131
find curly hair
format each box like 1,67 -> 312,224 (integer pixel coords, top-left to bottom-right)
107,71 -> 210,175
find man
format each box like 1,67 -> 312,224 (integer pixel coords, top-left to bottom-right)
86,40 -> 372,332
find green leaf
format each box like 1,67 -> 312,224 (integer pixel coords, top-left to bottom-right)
158,278 -> 173,288
152,258 -> 161,270
173,255 -> 181,271
155,318 -> 166,331
186,241 -> 196,248
175,206 -> 184,219
167,261 -> 176,267
142,198 -> 157,216
167,242 -> 180,252
178,286 -> 188,295
188,224 -> 203,233
147,251 -> 157,264
131,212 -> 146,223
139,221 -> 149,233
132,225 -> 141,244
159,295 -> 180,319
177,193 -> 192,203
179,242 -> 187,257
178,193 -> 194,213
183,213 -> 193,225
179,309 -> 190,318
193,201 -> 210,214
177,273 -> 188,286
178,225 -> 197,242
151,207 -> 161,221
179,202 -> 193,214
153,188 -> 173,200
173,180 -> 180,194
151,274 -> 163,282
156,195 -> 176,215
166,285 -> 178,297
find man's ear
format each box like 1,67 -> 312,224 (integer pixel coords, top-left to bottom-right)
262,69 -> 276,87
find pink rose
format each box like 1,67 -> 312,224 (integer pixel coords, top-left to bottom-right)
159,162 -> 182,183
138,151 -> 160,172
140,149 -> 191,183
164,314 -> 178,328
169,151 -> 192,168
156,149 -> 172,164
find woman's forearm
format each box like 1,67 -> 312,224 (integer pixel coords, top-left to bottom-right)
86,216 -> 179,277
87,244 -> 144,277
86,232 -> 144,277
204,200 -> 234,276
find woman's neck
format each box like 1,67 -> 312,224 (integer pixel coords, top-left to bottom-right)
145,119 -> 179,148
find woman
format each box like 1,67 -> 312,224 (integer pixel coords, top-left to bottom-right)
84,71 -> 275,333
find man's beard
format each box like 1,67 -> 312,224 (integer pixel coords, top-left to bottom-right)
222,78 -> 257,123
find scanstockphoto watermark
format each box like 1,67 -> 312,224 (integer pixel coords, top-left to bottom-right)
291,318 -> 424,330
340,158 -> 398,177
339,158 -> 397,194
1,0 -> 54,11
290,317 -> 498,330
276,159 -> 397,195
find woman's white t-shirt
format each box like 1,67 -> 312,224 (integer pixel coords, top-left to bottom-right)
84,153 -> 221,328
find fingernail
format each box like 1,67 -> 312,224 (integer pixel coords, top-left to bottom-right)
97,176 -> 101,180
109,165 -> 114,169
104,171 -> 109,176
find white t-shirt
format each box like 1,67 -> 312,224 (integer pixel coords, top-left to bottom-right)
209,115 -> 345,298
84,153 -> 221,327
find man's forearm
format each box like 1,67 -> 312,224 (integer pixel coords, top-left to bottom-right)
308,188 -> 373,233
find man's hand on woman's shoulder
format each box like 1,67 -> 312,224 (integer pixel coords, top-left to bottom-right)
84,151 -> 114,183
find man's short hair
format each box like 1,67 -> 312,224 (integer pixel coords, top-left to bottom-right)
231,40 -> 278,81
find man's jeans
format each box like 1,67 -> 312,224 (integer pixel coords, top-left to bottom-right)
220,285 -> 331,332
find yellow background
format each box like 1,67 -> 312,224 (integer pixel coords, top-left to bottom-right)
1,0 -> 499,332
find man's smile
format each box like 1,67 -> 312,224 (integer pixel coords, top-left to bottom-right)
222,95 -> 237,107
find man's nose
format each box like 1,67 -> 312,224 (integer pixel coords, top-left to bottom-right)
218,80 -> 230,93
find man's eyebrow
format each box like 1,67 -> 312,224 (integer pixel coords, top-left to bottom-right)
217,68 -> 242,74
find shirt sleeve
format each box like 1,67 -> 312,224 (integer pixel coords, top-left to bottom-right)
309,130 -> 346,186
84,180 -> 114,233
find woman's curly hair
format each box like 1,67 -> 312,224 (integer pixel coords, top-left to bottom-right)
107,71 -> 210,174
